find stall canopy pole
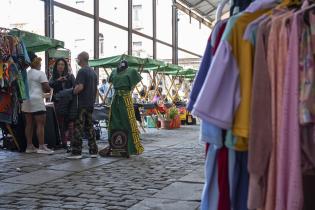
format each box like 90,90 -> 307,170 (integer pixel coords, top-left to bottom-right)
102,83 -> 113,104
134,65 -> 144,97
138,66 -> 149,101
166,69 -> 180,103
153,74 -> 164,98
128,0 -> 133,55
163,73 -> 173,101
144,70 -> 155,100
172,0 -> 179,64
100,67 -> 111,104
172,76 -> 182,99
153,0 -> 157,59
5,124 -> 20,151
167,75 -> 177,102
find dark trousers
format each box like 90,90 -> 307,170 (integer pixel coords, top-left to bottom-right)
71,108 -> 98,155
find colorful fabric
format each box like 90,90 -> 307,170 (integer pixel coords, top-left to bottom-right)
299,18 -> 315,124
192,10 -> 269,145
275,13 -> 302,210
0,91 -> 13,123
199,21 -> 229,210
200,143 -> 219,210
0,35 -> 29,125
218,146 -> 230,210
10,62 -> 27,100
0,61 -> 3,82
231,152 -> 249,210
243,14 -> 268,45
187,36 -> 213,112
229,10 -> 269,148
263,12 -> 293,210
247,17 -> 272,210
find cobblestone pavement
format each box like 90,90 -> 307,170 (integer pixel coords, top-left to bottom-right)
0,126 -> 204,210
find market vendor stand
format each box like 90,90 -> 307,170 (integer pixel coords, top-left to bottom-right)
89,54 -> 197,131
0,28 -> 64,151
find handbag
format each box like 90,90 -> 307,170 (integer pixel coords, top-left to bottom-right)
54,88 -> 74,116
68,95 -> 78,121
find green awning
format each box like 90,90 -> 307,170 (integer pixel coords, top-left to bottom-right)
183,73 -> 196,79
178,68 -> 197,76
89,54 -> 169,72
88,54 -> 196,78
143,58 -> 166,70
160,67 -> 197,78
89,54 -> 145,68
48,49 -> 70,58
156,63 -> 183,74
9,29 -> 64,52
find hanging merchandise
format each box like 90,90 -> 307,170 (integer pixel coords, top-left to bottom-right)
0,28 -> 65,151
0,29 -> 31,125
188,0 -> 315,209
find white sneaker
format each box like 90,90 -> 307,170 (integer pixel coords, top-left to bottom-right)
89,154 -> 98,158
66,154 -> 82,159
25,145 -> 38,153
37,145 -> 54,155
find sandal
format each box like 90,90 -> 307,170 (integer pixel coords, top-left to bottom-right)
99,147 -> 111,157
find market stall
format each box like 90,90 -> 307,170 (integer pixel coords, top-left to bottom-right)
140,65 -> 197,129
0,28 -> 64,151
89,54 -> 197,130
89,54 -> 167,103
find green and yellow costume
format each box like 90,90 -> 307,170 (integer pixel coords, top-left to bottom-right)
108,68 -> 144,155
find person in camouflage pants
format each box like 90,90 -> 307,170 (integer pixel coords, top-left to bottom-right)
67,52 -> 98,159
71,108 -> 98,155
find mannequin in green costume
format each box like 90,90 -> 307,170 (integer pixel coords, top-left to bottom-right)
99,60 -> 144,157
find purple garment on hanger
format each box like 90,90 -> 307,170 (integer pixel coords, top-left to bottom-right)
192,40 -> 241,129
187,38 -> 213,112
187,20 -> 227,112
276,13 -> 303,210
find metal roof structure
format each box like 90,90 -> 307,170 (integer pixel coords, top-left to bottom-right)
177,0 -> 230,24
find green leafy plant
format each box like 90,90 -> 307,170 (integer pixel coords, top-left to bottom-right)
169,107 -> 179,120
157,106 -> 179,121
158,109 -> 171,121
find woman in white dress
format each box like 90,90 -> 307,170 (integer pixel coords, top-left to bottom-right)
22,52 -> 54,154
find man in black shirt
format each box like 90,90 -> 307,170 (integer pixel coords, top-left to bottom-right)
67,51 -> 98,159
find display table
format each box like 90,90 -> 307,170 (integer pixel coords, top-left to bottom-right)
32,103 -> 61,148
0,103 -> 61,152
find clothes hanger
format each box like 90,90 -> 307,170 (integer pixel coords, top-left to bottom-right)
302,0 -> 315,25
276,0 -> 302,9
215,0 -> 230,23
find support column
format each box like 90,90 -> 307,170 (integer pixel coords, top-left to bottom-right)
45,0 -> 54,38
94,0 -> 100,103
128,0 -> 133,55
172,0 -> 178,64
94,0 -> 100,60
94,0 -> 100,78
44,0 -> 54,77
153,0 -> 157,59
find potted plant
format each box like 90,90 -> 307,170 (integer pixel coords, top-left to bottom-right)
158,109 -> 171,129
169,107 -> 180,129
